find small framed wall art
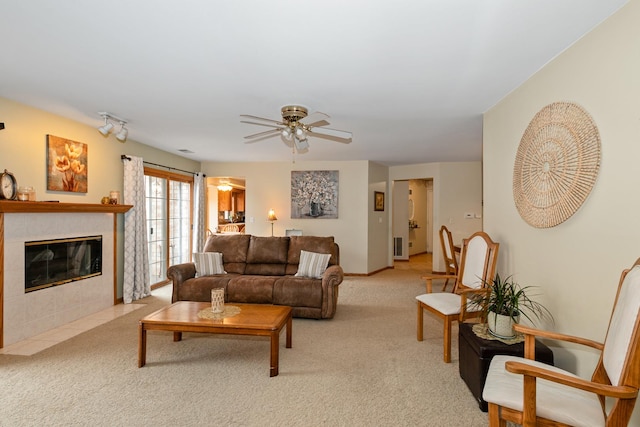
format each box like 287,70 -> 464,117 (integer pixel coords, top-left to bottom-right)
374,191 -> 385,211
47,135 -> 88,193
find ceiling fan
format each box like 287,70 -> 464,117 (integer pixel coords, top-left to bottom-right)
240,105 -> 352,153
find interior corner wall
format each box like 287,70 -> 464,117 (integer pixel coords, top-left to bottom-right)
0,97 -> 201,298
368,162 -> 390,272
483,1 -> 640,422
201,160 -> 371,274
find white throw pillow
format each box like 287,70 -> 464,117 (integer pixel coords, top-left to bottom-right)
295,250 -> 331,279
193,252 -> 225,277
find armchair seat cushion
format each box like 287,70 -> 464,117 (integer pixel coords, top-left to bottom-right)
416,293 -> 477,315
483,355 -> 605,427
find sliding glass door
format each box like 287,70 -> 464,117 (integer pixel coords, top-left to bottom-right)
145,169 -> 193,287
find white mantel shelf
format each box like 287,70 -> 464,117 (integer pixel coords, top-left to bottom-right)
0,201 -> 132,214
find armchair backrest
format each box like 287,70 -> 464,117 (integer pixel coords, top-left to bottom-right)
601,261 -> 640,389
454,231 -> 499,293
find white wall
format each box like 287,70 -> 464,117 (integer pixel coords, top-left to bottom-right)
201,161 -> 371,274
484,0 -> 639,422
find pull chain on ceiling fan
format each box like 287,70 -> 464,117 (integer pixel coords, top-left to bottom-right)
240,105 -> 352,153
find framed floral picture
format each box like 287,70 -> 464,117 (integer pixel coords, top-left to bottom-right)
374,191 -> 385,211
291,170 -> 338,219
46,135 -> 88,193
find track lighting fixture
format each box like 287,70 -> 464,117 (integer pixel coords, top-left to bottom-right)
98,112 -> 128,142
115,121 -> 128,142
98,117 -> 114,136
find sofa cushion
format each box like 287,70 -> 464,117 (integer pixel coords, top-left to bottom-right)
244,236 -> 289,275
193,252 -> 225,276
226,276 -> 276,303
286,236 -> 336,275
203,234 -> 250,274
178,275 -> 236,302
295,250 -> 331,279
273,276 -> 323,308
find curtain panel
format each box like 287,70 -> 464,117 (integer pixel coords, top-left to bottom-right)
123,155 -> 150,303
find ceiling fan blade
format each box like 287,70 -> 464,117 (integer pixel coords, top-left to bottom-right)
300,111 -> 329,127
308,127 -> 353,143
240,114 -> 284,126
244,129 -> 281,140
240,120 -> 283,129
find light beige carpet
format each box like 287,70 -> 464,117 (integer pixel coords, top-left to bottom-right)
0,265 -> 488,426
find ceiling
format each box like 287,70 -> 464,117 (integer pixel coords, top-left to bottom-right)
1,1 -> 627,166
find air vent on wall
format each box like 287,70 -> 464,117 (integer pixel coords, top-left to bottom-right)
394,237 -> 403,257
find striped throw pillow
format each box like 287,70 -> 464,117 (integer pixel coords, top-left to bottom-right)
193,252 -> 225,277
295,250 -> 331,279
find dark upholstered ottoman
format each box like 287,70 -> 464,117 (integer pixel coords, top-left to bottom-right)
458,322 -> 554,412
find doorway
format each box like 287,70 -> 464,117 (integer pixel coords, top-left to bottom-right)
144,169 -> 193,287
206,177 -> 246,233
392,178 -> 433,261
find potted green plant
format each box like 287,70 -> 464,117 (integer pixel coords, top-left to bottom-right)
476,274 -> 553,338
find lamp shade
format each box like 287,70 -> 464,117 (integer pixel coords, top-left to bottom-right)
267,209 -> 277,221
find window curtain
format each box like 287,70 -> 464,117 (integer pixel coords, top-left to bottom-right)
192,172 -> 206,253
123,155 -> 150,303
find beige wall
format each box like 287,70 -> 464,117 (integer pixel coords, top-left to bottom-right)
484,0 -> 639,422
201,161 -> 372,274
0,97 -> 201,297
390,162 -> 483,271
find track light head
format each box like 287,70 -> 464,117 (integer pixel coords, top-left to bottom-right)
115,122 -> 128,142
98,117 -> 114,136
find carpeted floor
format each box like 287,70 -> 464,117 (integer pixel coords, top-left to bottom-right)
0,256 -> 488,426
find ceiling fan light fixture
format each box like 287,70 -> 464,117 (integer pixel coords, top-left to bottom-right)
295,126 -> 306,139
281,127 -> 292,140
294,137 -> 309,151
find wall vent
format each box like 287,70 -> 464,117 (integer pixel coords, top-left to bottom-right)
394,237 -> 403,257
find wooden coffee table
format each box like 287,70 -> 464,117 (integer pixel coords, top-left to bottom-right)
138,301 -> 292,377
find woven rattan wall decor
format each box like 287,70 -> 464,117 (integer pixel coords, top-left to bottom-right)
513,102 -> 601,228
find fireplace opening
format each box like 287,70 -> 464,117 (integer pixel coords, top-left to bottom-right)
25,235 -> 102,293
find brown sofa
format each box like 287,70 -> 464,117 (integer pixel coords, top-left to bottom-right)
166,234 -> 343,319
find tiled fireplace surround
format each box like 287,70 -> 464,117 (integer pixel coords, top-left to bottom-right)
0,202 -> 129,348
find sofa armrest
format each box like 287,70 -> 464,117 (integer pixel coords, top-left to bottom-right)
166,262 -> 197,303
321,264 -> 344,319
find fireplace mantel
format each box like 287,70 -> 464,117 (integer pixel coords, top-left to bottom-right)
0,200 -> 132,214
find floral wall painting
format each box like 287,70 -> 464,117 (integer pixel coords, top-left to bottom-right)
374,191 -> 385,211
291,170 -> 339,219
46,135 -> 88,193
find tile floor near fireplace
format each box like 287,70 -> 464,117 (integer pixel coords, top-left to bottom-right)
0,303 -> 146,356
